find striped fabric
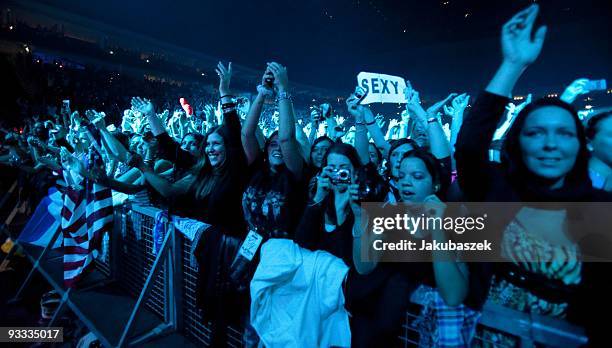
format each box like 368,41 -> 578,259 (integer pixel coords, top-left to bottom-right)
61,126 -> 114,288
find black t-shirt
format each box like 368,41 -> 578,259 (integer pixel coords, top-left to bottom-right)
242,156 -> 306,239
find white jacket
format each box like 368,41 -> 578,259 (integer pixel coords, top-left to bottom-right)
250,239 -> 351,348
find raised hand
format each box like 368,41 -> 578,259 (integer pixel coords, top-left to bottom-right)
346,94 -> 365,122
309,107 -> 321,124
404,81 -> 420,104
215,61 -> 232,96
426,93 -> 458,117
92,114 -> 106,129
501,4 -> 547,68
267,62 -> 289,92
320,103 -> 333,119
388,118 -> 400,129
375,113 -> 386,129
131,97 -> 155,115
404,81 -> 428,121
451,93 -> 470,111
560,78 -> 590,104
158,110 -> 170,124
443,105 -> 456,117
514,93 -> 532,114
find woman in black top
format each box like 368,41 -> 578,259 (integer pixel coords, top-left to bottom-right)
240,63 -> 305,238
135,62 -> 247,234
133,62 -> 249,346
454,5 -> 612,346
294,143 -> 396,347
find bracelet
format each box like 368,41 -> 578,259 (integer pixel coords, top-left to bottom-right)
355,122 -> 365,126
220,94 -> 235,100
276,91 -> 292,103
427,117 -> 438,124
365,120 -> 376,126
221,102 -> 237,113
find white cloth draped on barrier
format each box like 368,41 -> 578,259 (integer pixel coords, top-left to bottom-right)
250,239 -> 351,348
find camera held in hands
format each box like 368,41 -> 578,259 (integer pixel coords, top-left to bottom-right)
330,168 -> 351,185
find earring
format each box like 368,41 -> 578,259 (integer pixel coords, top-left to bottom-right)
587,144 -> 594,152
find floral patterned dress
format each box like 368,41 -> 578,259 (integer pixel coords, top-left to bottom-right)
478,219 -> 582,347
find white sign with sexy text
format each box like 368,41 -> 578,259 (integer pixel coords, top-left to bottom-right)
357,72 -> 406,104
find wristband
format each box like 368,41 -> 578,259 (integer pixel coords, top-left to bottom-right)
427,117 -> 438,124
276,91 -> 292,103
365,120 -> 376,126
220,94 -> 235,100
355,122 -> 365,126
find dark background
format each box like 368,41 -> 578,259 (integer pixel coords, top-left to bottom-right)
25,0 -> 610,96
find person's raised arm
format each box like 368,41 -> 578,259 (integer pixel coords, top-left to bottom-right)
362,107 -> 391,157
132,97 -> 165,136
486,4 -> 546,97
346,94 -> 370,165
241,70 -> 272,165
560,78 -> 590,104
295,121 -> 311,162
216,62 -> 243,150
88,111 -> 130,162
268,62 -> 303,177
308,109 -> 322,145
128,154 -> 193,198
405,84 -> 453,159
456,5 -> 546,200
446,94 -> 470,171
133,98 -> 196,170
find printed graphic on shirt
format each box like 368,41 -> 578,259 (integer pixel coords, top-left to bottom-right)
242,186 -> 289,239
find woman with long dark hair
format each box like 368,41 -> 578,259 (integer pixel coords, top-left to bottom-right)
132,62 -> 249,346
454,5 -> 612,346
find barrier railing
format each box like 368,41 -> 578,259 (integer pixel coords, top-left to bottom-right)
4,197 -> 588,347
121,204 -> 588,348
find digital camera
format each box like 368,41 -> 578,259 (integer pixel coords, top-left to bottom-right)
330,168 -> 351,185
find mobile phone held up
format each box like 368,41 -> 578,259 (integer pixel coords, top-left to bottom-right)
354,86 -> 367,104
585,79 -> 607,91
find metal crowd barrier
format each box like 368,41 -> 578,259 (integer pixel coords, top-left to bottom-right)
113,203 -> 242,347
114,203 -> 587,348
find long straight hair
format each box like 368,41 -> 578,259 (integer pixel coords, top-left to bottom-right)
501,98 -> 591,199
190,126 -> 231,200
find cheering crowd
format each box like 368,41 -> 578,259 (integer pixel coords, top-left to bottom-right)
2,5 -> 612,347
